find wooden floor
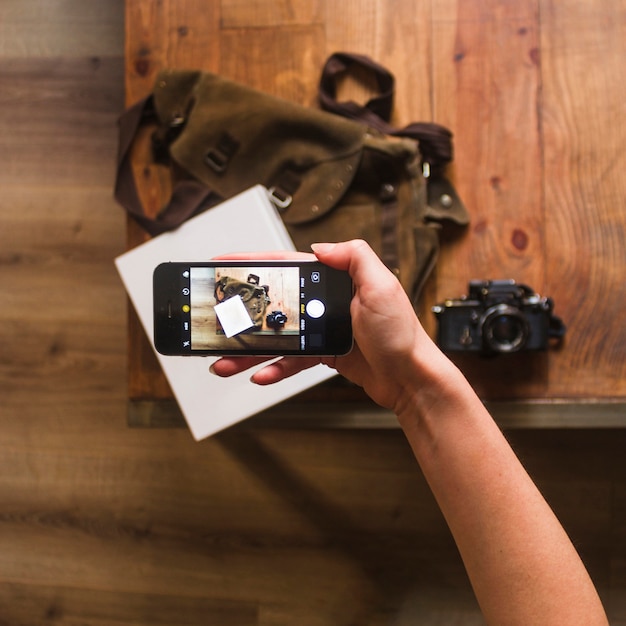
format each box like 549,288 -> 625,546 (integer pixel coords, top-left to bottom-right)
0,1 -> 625,624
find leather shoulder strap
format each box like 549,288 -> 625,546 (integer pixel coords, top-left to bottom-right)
318,52 -> 453,175
319,52 -> 467,222
114,94 -> 214,235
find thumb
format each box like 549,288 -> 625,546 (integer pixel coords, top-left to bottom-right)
310,242 -> 339,262
311,239 -> 370,270
312,239 -> 391,285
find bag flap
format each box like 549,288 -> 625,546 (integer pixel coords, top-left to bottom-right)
275,150 -> 363,225
424,176 -> 470,226
152,69 -> 366,221
280,133 -> 422,226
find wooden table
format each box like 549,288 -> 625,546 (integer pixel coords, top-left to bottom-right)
123,0 -> 625,428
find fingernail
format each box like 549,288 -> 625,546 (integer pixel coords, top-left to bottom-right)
311,242 -> 336,254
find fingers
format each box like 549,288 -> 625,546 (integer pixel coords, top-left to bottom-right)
213,250 -> 315,261
214,240 -> 386,290
210,356 -> 327,384
311,239 -> 397,288
210,356 -> 273,377
249,357 -> 325,385
209,240 -> 392,393
214,240 -> 383,277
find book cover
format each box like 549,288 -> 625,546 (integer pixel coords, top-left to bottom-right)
115,186 -> 336,440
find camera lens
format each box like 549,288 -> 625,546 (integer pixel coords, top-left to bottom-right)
482,305 -> 529,353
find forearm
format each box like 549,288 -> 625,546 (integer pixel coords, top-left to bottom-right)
396,349 -> 608,625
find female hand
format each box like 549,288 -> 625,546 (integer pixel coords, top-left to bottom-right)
211,239 -> 437,413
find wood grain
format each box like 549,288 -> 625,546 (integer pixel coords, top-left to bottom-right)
430,0 -> 550,397
0,0 -> 124,57
0,583 -> 258,626
124,0 -> 221,104
1,0 -> 625,623
324,0 -> 433,122
123,0 -> 625,402
127,0 -> 626,400
433,0 -> 544,294
0,57 -> 124,187
540,0 -> 626,397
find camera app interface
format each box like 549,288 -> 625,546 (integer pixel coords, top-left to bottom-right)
178,265 -> 331,352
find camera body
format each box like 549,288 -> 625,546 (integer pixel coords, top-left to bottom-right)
432,280 -> 564,355
266,310 -> 288,329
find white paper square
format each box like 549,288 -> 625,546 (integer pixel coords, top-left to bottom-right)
214,295 -> 255,338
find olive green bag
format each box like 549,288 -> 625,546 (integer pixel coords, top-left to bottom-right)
115,53 -> 468,304
214,274 -> 271,331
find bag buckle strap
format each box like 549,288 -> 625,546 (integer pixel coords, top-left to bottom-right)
205,132 -> 240,173
267,186 -> 293,209
379,182 -> 400,277
268,170 -> 303,210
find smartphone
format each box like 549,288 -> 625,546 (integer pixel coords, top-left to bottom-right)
153,260 -> 353,356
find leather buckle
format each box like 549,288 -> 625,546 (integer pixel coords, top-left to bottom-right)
267,186 -> 293,209
205,148 -> 229,173
204,132 -> 240,173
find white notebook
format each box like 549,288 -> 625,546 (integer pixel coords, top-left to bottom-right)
115,186 -> 336,440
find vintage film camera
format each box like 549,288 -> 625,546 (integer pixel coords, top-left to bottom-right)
432,280 -> 565,355
266,310 -> 288,329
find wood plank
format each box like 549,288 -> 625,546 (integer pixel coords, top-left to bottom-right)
0,426 -> 476,622
221,0 -> 324,29
124,0 -> 221,104
0,188 -> 126,331
219,24 -> 326,104
323,0 -> 435,326
0,187 -> 126,262
0,0 -> 124,57
0,423 -> 618,621
0,57 -> 124,187
431,0 -> 551,398
0,429 -> 449,536
540,0 -> 626,397
324,0 -> 433,122
0,582 -> 258,626
432,0 -> 544,296
123,0 -> 626,406
123,0 -> 223,397
0,186 -> 127,404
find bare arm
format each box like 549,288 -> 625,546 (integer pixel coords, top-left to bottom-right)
395,349 -> 606,625
211,240 -> 608,625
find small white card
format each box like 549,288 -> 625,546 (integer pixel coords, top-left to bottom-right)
214,296 -> 254,338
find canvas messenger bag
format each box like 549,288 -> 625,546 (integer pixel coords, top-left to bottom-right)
115,53 -> 469,305
214,273 -> 271,331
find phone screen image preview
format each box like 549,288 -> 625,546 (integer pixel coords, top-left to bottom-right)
184,264 -> 328,352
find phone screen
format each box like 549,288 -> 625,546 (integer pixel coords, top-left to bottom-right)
153,261 -> 353,356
